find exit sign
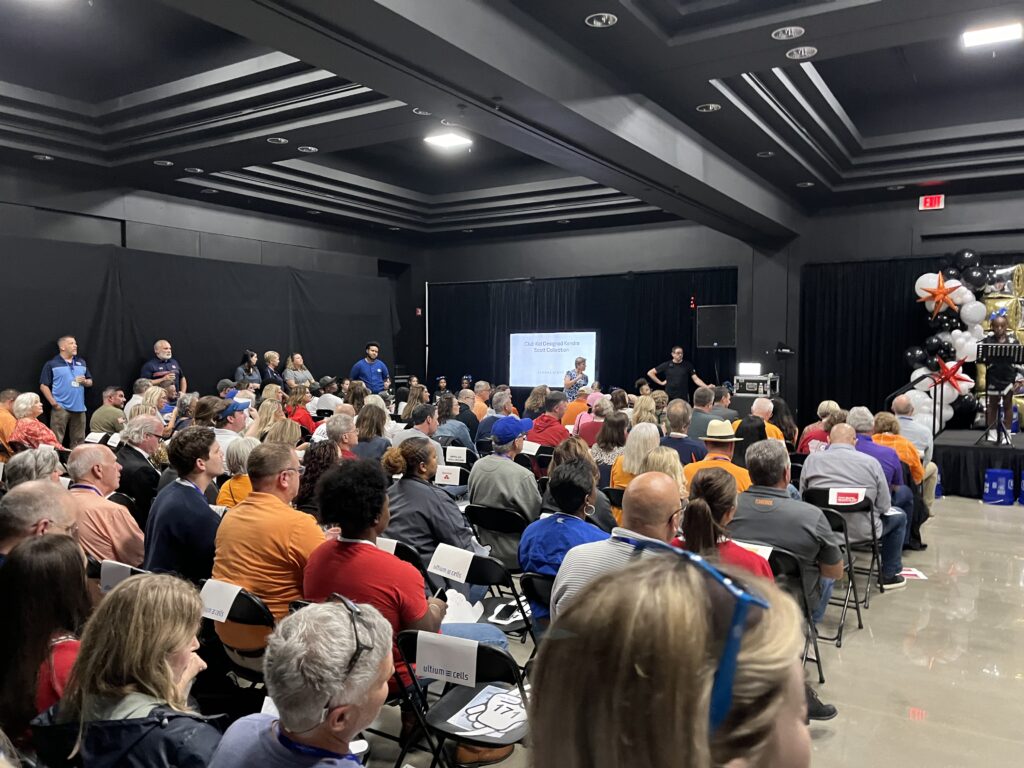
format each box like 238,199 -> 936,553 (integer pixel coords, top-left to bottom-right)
919,194 -> 945,211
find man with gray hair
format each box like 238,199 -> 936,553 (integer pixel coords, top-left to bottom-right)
0,480 -> 78,566
845,405 -> 913,517
123,378 -> 153,417
206,601 -> 394,767
476,388 -> 514,443
324,413 -> 359,460
115,415 -> 164,529
67,443 -> 144,566
471,379 -> 492,421
735,397 -> 785,442
689,386 -> 716,439
660,399 -> 708,465
4,446 -> 63,488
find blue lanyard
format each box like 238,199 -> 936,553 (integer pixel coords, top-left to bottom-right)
174,478 -> 207,501
276,727 -> 360,763
69,484 -> 102,496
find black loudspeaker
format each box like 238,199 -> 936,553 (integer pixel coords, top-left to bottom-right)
696,304 -> 737,348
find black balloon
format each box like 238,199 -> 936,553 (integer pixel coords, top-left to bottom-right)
930,313 -> 965,333
925,358 -> 940,372
941,266 -> 961,281
961,264 -> 988,290
954,248 -> 981,272
924,335 -> 943,354
903,346 -> 928,368
948,393 -> 980,429
938,341 -> 956,360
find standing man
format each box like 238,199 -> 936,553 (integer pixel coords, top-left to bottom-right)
647,346 -> 707,402
39,335 -> 92,448
563,357 -> 589,401
141,339 -> 187,393
349,341 -> 390,394
89,386 -> 127,435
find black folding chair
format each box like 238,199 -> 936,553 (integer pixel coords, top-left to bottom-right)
900,460 -> 928,551
466,554 -> 534,650
819,508 -> 863,647
789,462 -> 802,485
464,505 -> 529,574
601,486 -> 624,508
200,580 -> 276,689
396,630 -> 529,768
766,547 -> 825,684
476,438 -> 494,456
803,487 -> 882,608
536,476 -> 549,495
535,446 -> 555,473
391,539 -> 430,582
315,409 -> 334,420
107,491 -> 137,520
520,572 -> 554,644
513,453 -> 533,471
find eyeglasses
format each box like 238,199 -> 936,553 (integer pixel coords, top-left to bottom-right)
612,535 -> 769,732
328,593 -> 374,673
282,466 -> 306,476
46,519 -> 80,541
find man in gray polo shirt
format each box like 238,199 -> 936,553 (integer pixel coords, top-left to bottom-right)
729,439 -> 845,622
688,386 -> 716,439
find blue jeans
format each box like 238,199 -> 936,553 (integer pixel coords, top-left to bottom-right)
812,578 -> 835,624
441,622 -> 509,650
879,510 -> 907,579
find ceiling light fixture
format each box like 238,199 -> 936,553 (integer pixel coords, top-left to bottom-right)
424,131 -> 473,149
771,26 -> 805,41
796,181 -> 815,188
585,12 -> 618,28
306,209 -> 321,215
32,153 -> 53,161
462,229 -> 475,233
183,167 -> 203,174
297,146 -> 318,153
963,22 -> 1022,48
153,160 -> 174,167
266,137 -> 289,145
388,226 -> 402,231
756,151 -> 776,158
696,103 -> 721,113
786,46 -> 818,60
558,219 -> 572,224
200,188 -> 219,194
412,107 -> 432,116
440,118 -> 461,128
887,184 -> 906,191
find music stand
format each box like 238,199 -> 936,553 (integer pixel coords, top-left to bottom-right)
975,342 -> 1024,447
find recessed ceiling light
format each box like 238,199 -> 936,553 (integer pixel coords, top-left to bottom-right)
557,219 -> 572,224
771,26 -> 805,41
32,154 -> 53,161
585,12 -> 618,28
388,226 -> 402,231
796,181 -> 816,188
424,131 -> 473,149
153,160 -> 174,167
440,118 -> 461,128
412,107 -> 432,116
756,151 -> 776,158
462,229 -> 475,233
183,167 -> 203,174
306,210 -> 321,215
200,188 -> 219,194
696,103 -> 721,113
887,184 -> 906,191
786,46 -> 818,60
266,137 -> 289,145
963,22 -> 1022,48
297,146 -> 318,153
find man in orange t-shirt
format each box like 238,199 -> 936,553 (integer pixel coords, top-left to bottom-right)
871,412 -> 924,485
562,389 -> 591,427
732,397 -> 785,442
0,388 -> 17,447
683,419 -> 752,492
472,380 -> 492,421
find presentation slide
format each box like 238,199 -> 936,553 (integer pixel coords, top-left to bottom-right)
509,331 -> 597,388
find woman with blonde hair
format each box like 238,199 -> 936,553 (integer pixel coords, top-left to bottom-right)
631,394 -> 660,433
247,399 -> 284,439
259,383 -> 284,407
797,399 -> 840,452
263,419 -> 302,448
523,385 -> 549,420
531,555 -> 809,768
261,350 -> 284,389
639,445 -> 687,497
141,387 -> 178,438
34,574 -> 222,767
282,352 -> 315,393
609,422 -> 661,523
9,393 -> 62,450
400,384 -> 429,421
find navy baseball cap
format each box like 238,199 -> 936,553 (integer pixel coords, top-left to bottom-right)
492,415 -> 533,444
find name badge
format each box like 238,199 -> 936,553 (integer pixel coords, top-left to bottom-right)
445,446 -> 467,464
435,465 -> 461,485
427,542 -> 474,583
416,631 -> 478,687
200,579 -> 242,622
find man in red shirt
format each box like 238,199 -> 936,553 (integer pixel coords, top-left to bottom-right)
526,391 -> 571,447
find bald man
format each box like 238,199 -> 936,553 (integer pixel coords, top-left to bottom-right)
732,397 -> 785,442
550,472 -> 682,621
67,444 -> 145,566
0,480 -> 78,565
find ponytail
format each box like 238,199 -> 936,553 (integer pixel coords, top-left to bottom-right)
680,498 -> 721,556
681,467 -> 737,556
381,437 -> 435,479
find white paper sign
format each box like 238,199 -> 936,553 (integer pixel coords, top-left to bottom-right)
435,465 -> 460,486
827,487 -> 867,506
99,560 -> 132,592
0,462 -> 4,482
734,541 -> 773,561
416,631 -> 478,687
441,590 -> 485,625
107,434 -> 122,448
376,536 -> 399,555
260,697 -> 280,716
200,579 -> 242,622
427,543 -> 475,584
84,432 -> 105,444
446,685 -> 527,737
209,504 -> 228,519
58,476 -> 71,489
520,440 -> 540,456
446,446 -> 467,464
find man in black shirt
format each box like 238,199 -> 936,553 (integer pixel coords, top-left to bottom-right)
647,346 -> 707,402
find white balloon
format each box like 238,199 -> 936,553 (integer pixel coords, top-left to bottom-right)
952,285 -> 974,305
906,389 -> 931,408
937,331 -> 952,343
951,330 -> 966,344
961,301 -> 987,325
911,367 -> 933,391
941,403 -> 954,423
912,412 -> 935,430
962,339 -> 979,362
915,273 -> 939,298
969,324 -> 986,340
917,395 -> 934,413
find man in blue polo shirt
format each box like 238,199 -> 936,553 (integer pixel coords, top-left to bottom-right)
140,339 -> 187,392
349,341 -> 390,394
39,335 -> 92,448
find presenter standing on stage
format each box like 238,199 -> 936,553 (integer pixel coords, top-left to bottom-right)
350,341 -> 390,394
984,313 -> 1020,443
647,345 -> 708,402
564,357 -> 589,401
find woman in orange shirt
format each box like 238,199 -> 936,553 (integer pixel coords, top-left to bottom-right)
871,412 -> 924,485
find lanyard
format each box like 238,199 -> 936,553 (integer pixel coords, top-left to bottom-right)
174,478 -> 207,500
69,484 -> 102,496
276,726 -> 359,763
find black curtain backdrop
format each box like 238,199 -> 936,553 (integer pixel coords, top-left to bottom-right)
0,236 -> 395,412
798,253 -> 1024,424
428,268 -> 737,399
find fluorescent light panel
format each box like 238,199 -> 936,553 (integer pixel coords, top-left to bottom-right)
963,22 -> 1022,47
424,132 -> 473,149
738,362 -> 762,376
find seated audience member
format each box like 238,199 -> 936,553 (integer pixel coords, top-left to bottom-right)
9,393 -> 62,450
314,376 -> 344,415
393,385 -> 410,417
88,386 -> 126,435
468,415 -> 543,523
710,385 -> 739,421
191,395 -> 223,428
169,391 -> 198,434
323,412 -> 359,460
610,423 -> 661,510
392,404 -> 445,465
0,481 -> 78,565
518,460 -> 609,622
382,438 -> 486,596
234,350 -> 262,391
283,352 -> 316,393
531,558 -> 810,768
800,423 -> 907,590
122,379 -> 152,418
206,602 -> 393,768
683,420 -> 751,493
352,404 -> 391,463
541,437 -> 617,532
630,395 -> 660,433
67,444 -> 144,566
143,427 -> 224,583
526,390 -> 571,447
660,399 -> 708,466
263,419 -> 303,449
115,415 -> 164,529
609,387 -> 630,416
142,386 -> 177,438
216,437 -> 260,508
262,350 -> 285,389
733,397 -> 785,442
731,415 -> 768,469
561,387 -> 591,428
551,472 -> 680,621
846,406 -> 913,516
212,443 -> 326,664
344,380 -> 369,416
892,394 -> 938,510
651,389 -> 670,433
638,445 -> 687,497
590,411 -> 629,485
433,375 -> 449,401
522,384 -> 549,420
871,411 -> 925,486
216,379 -> 238,400
731,440 -> 844,622
294,440 -> 341,520
260,382 -> 285,406
476,388 -> 515,443
688,386 -> 716,439
576,396 -> 611,446
284,385 -> 318,433
400,384 -> 429,422
4,446 -> 63,489
0,388 -> 17,444
676,467 -> 772,580
798,406 -> 845,454
33,574 -> 220,768
770,397 -> 800,448
0,535 -> 91,750
251,399 -> 285,440
212,400 -> 249,454
454,388 -> 481,437
798,400 -> 840,451
633,377 -> 652,400
434,393 -> 477,452
472,380 -> 492,421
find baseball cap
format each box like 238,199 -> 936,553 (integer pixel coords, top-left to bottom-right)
492,415 -> 533,444
318,375 -> 338,389
219,401 -> 249,420
216,378 -> 235,394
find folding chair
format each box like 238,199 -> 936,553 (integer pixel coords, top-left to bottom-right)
199,580 -> 276,692
464,505 -> 529,575
601,487 -> 624,508
900,461 -> 928,550
819,508 -> 863,647
535,446 -> 555,474
466,554 -> 534,649
766,547 -> 824,684
107,492 -> 137,521
803,487 -> 882,608
519,572 -> 554,644
536,476 -> 549,496
513,453 -> 532,471
315,409 -> 334,420
789,462 -> 802,485
476,439 -> 494,456
396,630 -> 529,768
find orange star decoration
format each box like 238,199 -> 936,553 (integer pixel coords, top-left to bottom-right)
929,356 -> 972,395
917,272 -> 959,319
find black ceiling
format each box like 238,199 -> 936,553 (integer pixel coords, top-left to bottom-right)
2,0 -> 1024,242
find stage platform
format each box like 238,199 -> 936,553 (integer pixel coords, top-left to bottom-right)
934,429 -> 1024,499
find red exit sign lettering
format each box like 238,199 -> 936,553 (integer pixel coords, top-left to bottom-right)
919,194 -> 945,211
